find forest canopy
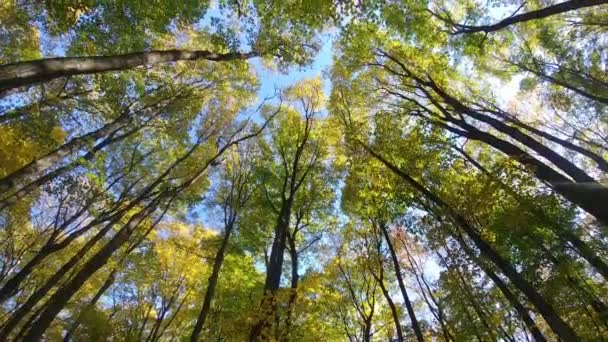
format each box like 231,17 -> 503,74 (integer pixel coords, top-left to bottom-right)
0,0 -> 607,341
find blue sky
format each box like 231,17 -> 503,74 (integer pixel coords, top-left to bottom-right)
251,34 -> 334,100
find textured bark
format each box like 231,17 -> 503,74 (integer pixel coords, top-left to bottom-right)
448,0 -> 608,34
0,49 -> 257,96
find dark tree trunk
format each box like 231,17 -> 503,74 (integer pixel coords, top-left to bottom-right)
284,232 -> 299,337
62,269 -> 117,342
509,59 -> 608,106
0,110 -> 131,194
449,0 -> 608,34
361,142 -> 581,341
249,202 -> 292,342
378,280 -> 403,342
447,122 -> 608,227
0,49 -> 257,97
458,240 -> 548,342
450,260 -> 498,342
21,200 -> 162,341
380,224 -> 424,342
455,146 -> 608,280
190,220 -> 235,342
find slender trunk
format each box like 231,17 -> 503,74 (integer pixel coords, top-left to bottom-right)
21,199 -> 163,341
455,146 -> 608,279
62,269 -> 117,342
284,233 -> 299,338
0,111 -> 131,194
510,59 -> 608,105
458,239 -> 548,342
400,238 -> 453,341
428,81 -> 598,184
450,0 -> 608,34
360,142 -> 580,340
451,261 -> 498,342
380,224 -> 424,342
0,119 -> 145,209
0,197 -> 112,303
0,49 -> 257,96
372,262 -> 403,342
0,213 -> 124,339
190,220 -> 235,342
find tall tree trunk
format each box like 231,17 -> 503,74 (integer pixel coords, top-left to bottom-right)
454,145 -> 608,280
449,258 -> 498,342
0,211 -> 126,339
0,119 -> 146,210
21,199 -> 164,341
190,220 -> 235,342
507,58 -> 608,106
400,238 -> 453,341
448,0 -> 608,34
360,141 -> 581,341
249,202 -> 292,341
377,52 -> 608,225
426,79 -> 599,184
284,232 -> 299,339
457,239 -> 548,342
379,224 -> 424,342
0,111 -> 132,194
369,251 -> 404,342
0,49 -> 257,97
443,121 -> 608,226
62,269 -> 117,342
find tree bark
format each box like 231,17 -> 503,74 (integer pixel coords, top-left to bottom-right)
360,141 -> 581,341
21,200 -> 162,341
0,110 -> 131,194
454,145 -> 608,280
0,49 -> 258,97
444,121 -> 608,227
458,239 -> 548,342
249,202 -> 292,342
190,220 -> 235,342
449,0 -> 608,34
379,224 -> 424,342
62,268 -> 117,342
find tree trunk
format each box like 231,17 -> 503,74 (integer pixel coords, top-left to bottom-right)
454,145 -> 608,280
0,111 -> 131,194
249,201 -> 292,341
371,259 -> 404,342
458,239 -> 548,342
427,80 -> 599,184
284,232 -> 299,338
380,224 -> 424,342
62,269 -> 117,342
445,122 -> 608,226
450,0 -> 608,34
190,220 -> 235,342
0,49 -> 257,97
21,200 -> 162,341
361,142 -> 581,341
